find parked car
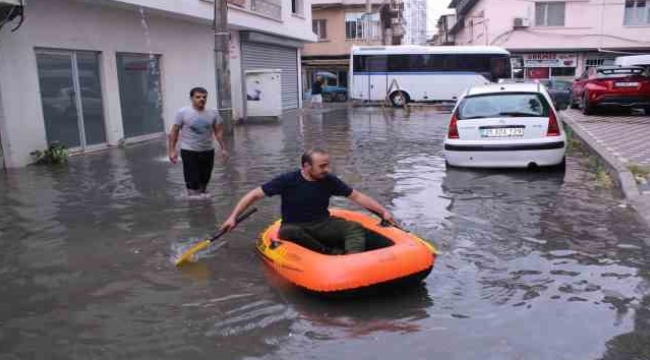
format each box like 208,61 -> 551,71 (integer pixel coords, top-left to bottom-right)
615,54 -> 650,73
569,66 -> 650,115
499,78 -> 571,110
444,83 -> 566,169
539,79 -> 572,110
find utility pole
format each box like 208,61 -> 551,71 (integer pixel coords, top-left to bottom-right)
214,0 -> 233,134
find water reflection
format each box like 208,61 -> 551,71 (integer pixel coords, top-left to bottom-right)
0,108 -> 648,360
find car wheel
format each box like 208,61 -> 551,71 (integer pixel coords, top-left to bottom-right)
644,107 -> 650,116
322,93 -> 333,103
335,93 -> 348,102
390,91 -> 409,108
581,93 -> 594,115
569,92 -> 579,109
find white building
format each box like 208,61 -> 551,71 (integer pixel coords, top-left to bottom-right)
0,0 -> 316,168
403,0 -> 427,45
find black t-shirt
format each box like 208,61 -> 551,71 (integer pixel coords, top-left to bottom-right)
261,170 -> 353,223
312,80 -> 323,95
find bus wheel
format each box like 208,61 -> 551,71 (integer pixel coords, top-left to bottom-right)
390,91 -> 409,108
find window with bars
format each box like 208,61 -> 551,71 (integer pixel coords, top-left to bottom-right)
345,12 -> 380,40
535,2 -> 566,27
624,0 -> 649,25
585,58 -> 615,70
312,19 -> 327,40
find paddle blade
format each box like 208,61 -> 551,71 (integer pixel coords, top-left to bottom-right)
175,240 -> 211,267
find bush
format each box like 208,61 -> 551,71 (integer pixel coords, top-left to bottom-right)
30,142 -> 69,165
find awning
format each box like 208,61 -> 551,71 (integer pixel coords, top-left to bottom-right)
301,59 -> 349,66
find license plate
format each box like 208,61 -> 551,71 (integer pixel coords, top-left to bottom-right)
615,82 -> 639,87
481,128 -> 524,137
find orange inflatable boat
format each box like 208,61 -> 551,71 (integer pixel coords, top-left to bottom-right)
257,209 -> 438,295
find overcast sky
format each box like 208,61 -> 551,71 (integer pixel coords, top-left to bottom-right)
426,0 -> 453,36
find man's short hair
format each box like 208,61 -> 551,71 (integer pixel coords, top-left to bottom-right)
190,87 -> 208,97
301,148 -> 328,166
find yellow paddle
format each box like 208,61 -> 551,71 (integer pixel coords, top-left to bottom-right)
175,207 -> 258,267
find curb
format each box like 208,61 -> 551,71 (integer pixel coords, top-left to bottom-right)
561,113 -> 650,230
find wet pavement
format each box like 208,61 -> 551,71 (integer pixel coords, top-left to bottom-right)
1,107 -> 649,360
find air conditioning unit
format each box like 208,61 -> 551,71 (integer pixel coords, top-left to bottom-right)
513,17 -> 530,28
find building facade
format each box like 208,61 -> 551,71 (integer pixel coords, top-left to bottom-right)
403,0 -> 427,45
301,0 -> 404,92
442,0 -> 650,80
0,0 -> 316,168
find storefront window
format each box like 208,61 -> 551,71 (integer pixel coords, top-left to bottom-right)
527,67 -> 550,79
116,53 -> 164,138
551,67 -> 576,77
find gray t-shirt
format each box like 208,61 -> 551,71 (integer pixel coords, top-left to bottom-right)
174,107 -> 222,152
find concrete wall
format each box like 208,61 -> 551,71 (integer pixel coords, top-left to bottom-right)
453,0 -> 650,50
302,5 -> 382,57
0,0 -> 315,167
0,0 -> 217,167
107,0 -> 317,43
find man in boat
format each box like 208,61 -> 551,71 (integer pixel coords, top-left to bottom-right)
220,148 -> 393,254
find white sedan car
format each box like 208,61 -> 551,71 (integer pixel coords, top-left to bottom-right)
444,83 -> 567,169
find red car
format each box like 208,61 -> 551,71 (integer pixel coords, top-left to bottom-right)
569,66 -> 650,115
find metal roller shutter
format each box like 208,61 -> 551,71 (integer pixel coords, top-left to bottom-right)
241,42 -> 299,109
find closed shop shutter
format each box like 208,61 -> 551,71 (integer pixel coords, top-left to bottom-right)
241,42 -> 299,109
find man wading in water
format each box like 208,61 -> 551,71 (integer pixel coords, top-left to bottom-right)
220,149 -> 393,254
168,87 -> 228,196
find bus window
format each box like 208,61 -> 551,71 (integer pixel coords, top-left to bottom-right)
490,56 -> 511,80
353,55 -> 367,72
388,55 -> 410,72
367,56 -> 387,72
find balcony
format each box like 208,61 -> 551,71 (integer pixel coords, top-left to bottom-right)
226,0 -> 283,20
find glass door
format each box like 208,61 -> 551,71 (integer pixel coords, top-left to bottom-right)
36,50 -> 106,150
116,53 -> 164,138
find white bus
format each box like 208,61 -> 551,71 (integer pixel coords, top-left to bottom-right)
350,45 -> 512,107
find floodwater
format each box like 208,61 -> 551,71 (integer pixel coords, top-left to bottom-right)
1,107 -> 649,360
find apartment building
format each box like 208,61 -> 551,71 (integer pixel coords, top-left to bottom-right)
0,0 -> 316,168
438,0 -> 650,80
403,0 -> 427,45
301,0 -> 404,91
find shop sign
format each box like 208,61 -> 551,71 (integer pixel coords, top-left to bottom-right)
523,53 -> 577,68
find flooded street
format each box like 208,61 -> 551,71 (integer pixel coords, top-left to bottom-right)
1,107 -> 649,360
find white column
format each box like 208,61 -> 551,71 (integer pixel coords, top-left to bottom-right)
228,30 -> 244,120
297,47 -> 303,109
101,51 -> 124,145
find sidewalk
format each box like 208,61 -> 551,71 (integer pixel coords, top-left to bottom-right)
561,109 -> 650,229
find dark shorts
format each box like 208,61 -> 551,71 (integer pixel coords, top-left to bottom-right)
180,149 -> 214,192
